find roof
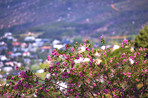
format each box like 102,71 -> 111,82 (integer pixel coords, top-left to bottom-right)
0,41 -> 6,46
12,42 -> 20,46
8,52 -> 13,55
21,43 -> 27,47
41,46 -> 51,49
25,36 -> 35,41
52,40 -> 60,45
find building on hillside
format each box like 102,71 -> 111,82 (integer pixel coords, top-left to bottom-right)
4,32 -> 12,37
22,52 -> 31,57
52,39 -> 61,45
53,44 -> 64,50
40,46 -> 52,53
0,55 -> 8,61
24,36 -> 35,42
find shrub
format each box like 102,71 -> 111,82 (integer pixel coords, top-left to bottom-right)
0,37 -> 147,97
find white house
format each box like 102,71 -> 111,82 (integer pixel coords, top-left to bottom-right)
4,32 -> 12,37
53,44 -> 64,49
2,67 -> 13,72
52,39 -> 60,45
0,62 -> 4,67
0,55 -> 7,61
22,52 -> 30,57
25,36 -> 35,42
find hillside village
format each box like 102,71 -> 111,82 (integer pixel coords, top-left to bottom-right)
0,32 -> 74,82
0,31 -> 136,83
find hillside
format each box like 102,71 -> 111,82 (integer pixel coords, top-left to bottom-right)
0,0 -> 148,39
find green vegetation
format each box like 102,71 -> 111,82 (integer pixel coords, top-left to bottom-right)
0,36 -> 147,97
135,25 -> 148,48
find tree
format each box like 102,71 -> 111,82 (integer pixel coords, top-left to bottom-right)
135,25 -> 148,48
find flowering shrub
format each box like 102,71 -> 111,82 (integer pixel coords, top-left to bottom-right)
0,37 -> 147,97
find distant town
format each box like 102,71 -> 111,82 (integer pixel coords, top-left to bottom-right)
0,32 -> 74,82
0,31 -> 135,83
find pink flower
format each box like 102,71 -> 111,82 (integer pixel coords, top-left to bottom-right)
123,39 -> 128,44
9,82 -> 12,85
100,35 -> 103,39
108,81 -> 111,85
52,49 -> 56,52
128,75 -> 131,78
144,53 -> 147,57
104,89 -> 109,94
127,72 -> 131,78
87,55 -> 90,58
123,59 -> 126,62
143,60 -> 147,64
136,79 -> 139,82
139,47 -> 143,51
47,56 -> 51,61
122,53 -> 126,58
110,58 -> 113,63
11,77 -> 14,80
115,62 -> 119,65
16,66 -> 19,70
65,44 -> 69,49
121,43 -> 124,48
144,69 -> 147,73
93,83 -> 96,87
123,72 -> 126,75
84,39 -> 88,43
71,47 -> 74,51
14,85 -> 17,89
90,73 -> 93,78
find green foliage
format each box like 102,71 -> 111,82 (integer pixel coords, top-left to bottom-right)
73,37 -> 83,44
135,25 -> 148,48
0,38 -> 147,97
39,63 -> 49,69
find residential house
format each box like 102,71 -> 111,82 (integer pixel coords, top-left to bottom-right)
24,36 -> 35,43
22,52 -> 30,57
11,52 -> 22,57
4,32 -> 12,37
0,62 -> 4,67
24,58 -> 31,65
62,39 -> 73,45
0,55 -> 8,61
12,42 -> 21,52
20,43 -> 27,48
40,46 -> 52,53
53,44 -> 64,50
52,39 -> 64,50
0,41 -> 6,46
52,39 -> 60,45
5,61 -> 14,67
2,66 -> 13,72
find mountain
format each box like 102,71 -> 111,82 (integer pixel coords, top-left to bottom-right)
0,0 -> 148,39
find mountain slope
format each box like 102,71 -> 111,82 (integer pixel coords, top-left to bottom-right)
0,0 -> 148,39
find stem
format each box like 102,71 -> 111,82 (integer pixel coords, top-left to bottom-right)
81,77 -> 95,98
